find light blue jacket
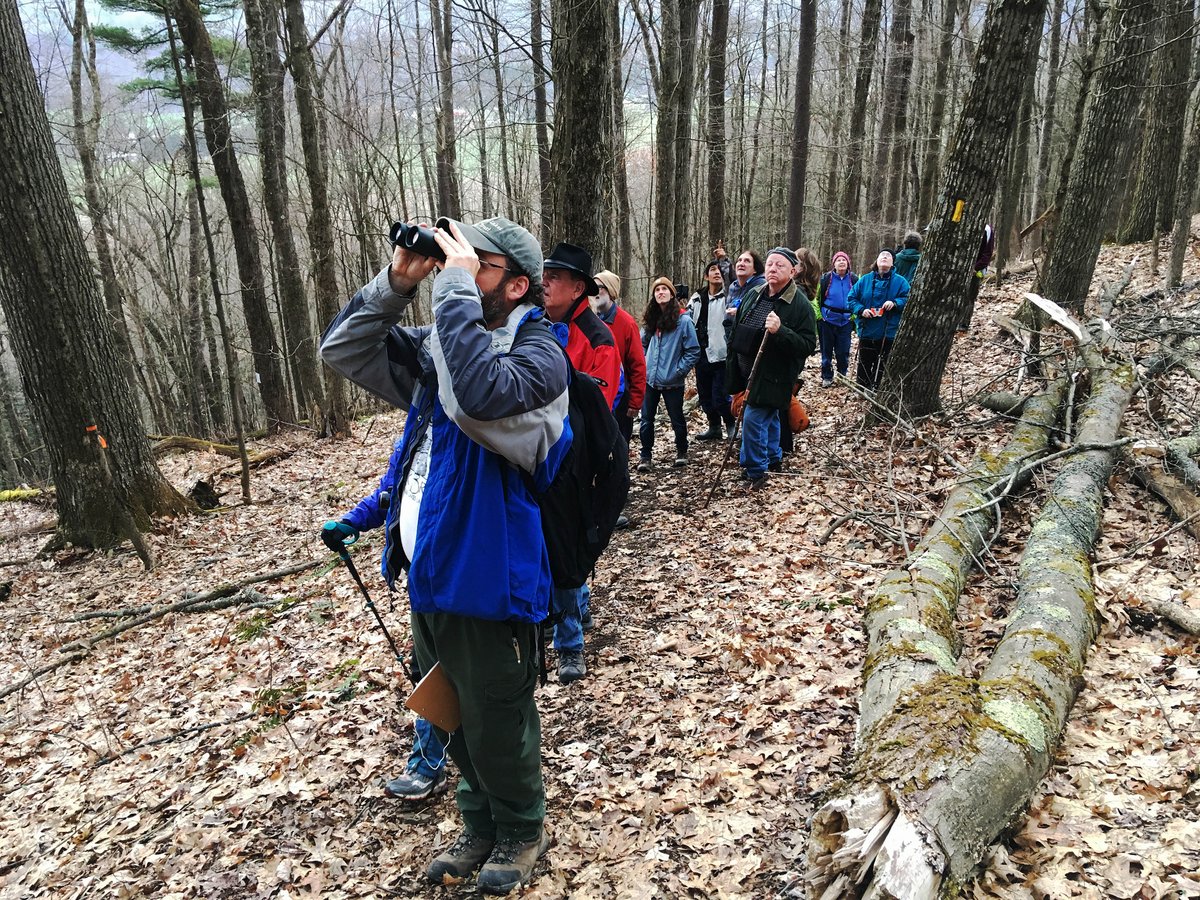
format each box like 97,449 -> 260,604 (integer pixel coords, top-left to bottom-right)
641,315 -> 701,390
321,266 -> 571,623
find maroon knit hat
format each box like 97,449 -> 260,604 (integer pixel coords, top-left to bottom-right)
832,251 -> 851,268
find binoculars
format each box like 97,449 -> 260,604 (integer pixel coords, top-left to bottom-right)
389,217 -> 452,262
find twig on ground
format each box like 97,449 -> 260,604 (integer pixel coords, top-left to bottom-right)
95,713 -> 256,766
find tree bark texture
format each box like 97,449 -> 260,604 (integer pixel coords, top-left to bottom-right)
171,0 -> 288,428
243,0 -> 324,427
809,345 -> 1134,899
917,0 -> 960,225
1168,57 -> 1200,287
876,0 -> 1048,420
785,0 -> 816,247
707,0 -> 730,250
670,0 -> 701,274
1154,0 -> 1195,234
282,0 -> 350,437
857,378 -> 1068,743
532,0 -> 553,246
549,0 -> 616,259
1037,0 -> 1156,315
0,0 -> 189,546
834,0 -> 883,255
652,0 -> 684,275
429,0 -> 461,218
868,0 -> 915,244
609,0 -> 632,274
1033,0 -> 1065,212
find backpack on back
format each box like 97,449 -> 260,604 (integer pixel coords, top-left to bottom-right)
516,319 -> 630,590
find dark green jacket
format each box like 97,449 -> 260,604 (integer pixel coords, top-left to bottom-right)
726,281 -> 817,410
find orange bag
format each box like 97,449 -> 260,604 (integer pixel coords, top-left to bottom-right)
789,397 -> 810,433
731,390 -> 747,419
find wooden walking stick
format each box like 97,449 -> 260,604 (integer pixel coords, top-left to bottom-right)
704,329 -> 771,507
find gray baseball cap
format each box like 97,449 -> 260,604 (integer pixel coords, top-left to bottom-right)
436,216 -> 543,286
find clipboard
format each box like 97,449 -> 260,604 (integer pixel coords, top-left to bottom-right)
404,662 -> 461,732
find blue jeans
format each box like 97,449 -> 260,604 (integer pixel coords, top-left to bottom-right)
552,584 -> 588,652
819,320 -> 853,381
740,403 -> 780,478
408,717 -> 447,779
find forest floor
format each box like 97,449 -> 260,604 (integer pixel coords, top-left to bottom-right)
2,236 -> 1199,900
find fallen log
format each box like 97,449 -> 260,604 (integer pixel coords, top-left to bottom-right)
0,560 -> 321,702
810,343 -> 1134,899
856,377 -> 1068,742
975,391 -> 1028,415
151,435 -> 289,467
1128,457 -> 1200,541
1097,255 -> 1138,318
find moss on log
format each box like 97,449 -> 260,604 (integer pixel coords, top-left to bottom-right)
0,488 -> 43,502
809,345 -> 1134,899
858,378 -> 1068,743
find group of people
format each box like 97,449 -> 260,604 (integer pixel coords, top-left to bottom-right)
312,213 -> 991,894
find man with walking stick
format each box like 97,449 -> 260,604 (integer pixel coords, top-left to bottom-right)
724,247 -> 817,489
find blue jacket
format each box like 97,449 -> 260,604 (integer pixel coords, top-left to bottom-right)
342,437 -> 405,534
848,270 -> 910,341
320,266 -> 571,624
642,315 -> 701,389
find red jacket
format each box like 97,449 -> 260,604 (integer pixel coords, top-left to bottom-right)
600,303 -> 646,412
566,301 -> 622,410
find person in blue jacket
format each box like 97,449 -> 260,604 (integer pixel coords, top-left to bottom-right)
638,277 -> 701,469
323,439 -> 450,803
815,251 -> 858,387
848,249 -> 910,390
320,217 -> 567,894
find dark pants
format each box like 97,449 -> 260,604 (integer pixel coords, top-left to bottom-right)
615,392 -> 634,445
411,611 -> 543,842
961,272 -> 983,329
639,385 -> 687,459
819,320 -> 853,381
778,407 -> 793,454
857,337 -> 893,390
695,357 -> 734,427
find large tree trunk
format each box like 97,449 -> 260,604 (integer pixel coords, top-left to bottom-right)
652,0 -> 683,275
994,65 -> 1038,279
857,378 -> 1068,741
1033,0 -> 1065,213
834,0 -> 883,257
875,0 -> 1048,420
706,0 -> 730,250
184,186 -> 216,435
810,340 -> 1134,899
282,0 -> 350,438
171,0 -> 288,429
785,0 -> 816,248
610,0 -> 632,274
532,0 -> 553,246
243,0 -> 324,428
1037,0 -> 1157,316
0,0 -> 190,547
867,0 -> 915,245
549,0 -> 616,258
670,0 -> 701,273
1168,71 -> 1200,288
1155,0 -> 1196,233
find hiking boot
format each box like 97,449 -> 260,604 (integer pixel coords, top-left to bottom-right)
747,475 -> 768,491
821,378 -> 833,388
558,650 -> 586,684
477,828 -> 552,895
581,611 -> 595,632
636,458 -> 652,472
768,461 -> 782,473
695,414 -> 722,441
385,768 -> 449,802
673,454 -> 688,468
427,830 -> 495,883
615,513 -> 631,529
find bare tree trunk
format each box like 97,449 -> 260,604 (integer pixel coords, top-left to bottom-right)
1034,0 -> 1065,212
995,65 -> 1038,278
1156,0 -> 1196,233
707,0 -> 730,250
1039,0 -> 1157,316
282,0 -> 350,438
876,0 -> 1048,419
867,0 -> 914,245
184,186 -> 214,435
550,0 -> 616,257
244,0 -> 324,427
882,0 -> 916,232
670,0 -> 701,273
0,1 -> 191,547
785,0 -> 816,248
171,0 -> 287,430
429,0 -> 461,217
611,0 -> 633,273
835,0 -> 883,255
532,0 -> 553,245
652,0 -> 682,275
1168,67 -> 1200,287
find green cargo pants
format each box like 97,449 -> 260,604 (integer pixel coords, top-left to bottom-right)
410,611 -> 544,842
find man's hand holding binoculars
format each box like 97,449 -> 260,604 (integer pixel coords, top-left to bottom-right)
388,224 -> 439,294
387,219 -> 482,294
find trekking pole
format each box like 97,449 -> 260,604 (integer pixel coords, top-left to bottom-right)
704,329 -> 771,507
322,530 -> 405,665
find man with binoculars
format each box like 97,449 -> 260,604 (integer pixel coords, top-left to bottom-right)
320,217 -> 566,894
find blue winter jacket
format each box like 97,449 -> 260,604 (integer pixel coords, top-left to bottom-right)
320,266 -> 572,624
642,315 -> 701,389
342,437 -> 405,534
848,270 -> 910,341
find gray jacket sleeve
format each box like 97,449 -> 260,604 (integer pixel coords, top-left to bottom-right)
319,267 -> 429,411
428,267 -> 571,473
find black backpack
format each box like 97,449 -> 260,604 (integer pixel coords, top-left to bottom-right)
516,324 -> 630,590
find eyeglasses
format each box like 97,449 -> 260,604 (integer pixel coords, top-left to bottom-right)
477,258 -> 517,275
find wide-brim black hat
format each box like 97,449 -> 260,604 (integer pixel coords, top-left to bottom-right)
543,242 -> 599,296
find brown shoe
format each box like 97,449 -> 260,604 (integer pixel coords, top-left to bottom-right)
476,827 -> 552,894
426,829 -> 495,883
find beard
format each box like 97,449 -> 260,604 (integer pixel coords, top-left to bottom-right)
480,279 -> 510,326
